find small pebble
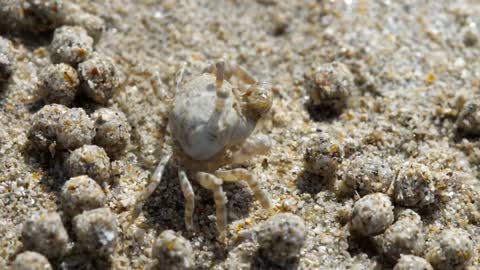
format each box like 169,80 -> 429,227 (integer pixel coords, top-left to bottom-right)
78,55 -> 119,104
393,255 -> 433,270
92,108 -> 131,156
64,145 -> 111,184
257,213 -> 306,265
270,11 -> 289,36
426,228 -> 474,270
375,209 -> 425,260
55,107 -> 95,150
73,207 -> 118,257
463,29 -> 478,47
50,26 -> 93,65
11,251 -> 53,270
21,211 -> 69,259
151,230 -> 194,270
337,153 -> 394,196
351,193 -> 394,237
28,104 -> 68,152
65,11 -> 105,42
456,99 -> 480,137
38,63 -> 79,105
303,133 -> 342,177
0,36 -> 15,82
60,175 -> 106,216
304,61 -> 353,114
393,162 -> 436,208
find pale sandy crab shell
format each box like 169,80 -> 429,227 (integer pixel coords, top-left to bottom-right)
169,73 -> 254,161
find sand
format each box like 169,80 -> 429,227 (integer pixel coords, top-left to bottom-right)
1,0 -> 480,269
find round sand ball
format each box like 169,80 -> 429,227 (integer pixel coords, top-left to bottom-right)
92,108 -> 130,155
151,230 -> 194,270
393,255 -> 433,270
50,26 -> 93,65
341,154 -> 394,196
257,213 -> 306,264
38,63 -> 79,105
426,228 -> 474,270
21,211 -> 69,259
22,0 -> 66,32
393,162 -> 436,208
55,107 -> 95,150
78,55 -> 119,104
351,193 -> 394,237
28,104 -> 68,151
73,207 -> 117,257
0,37 -> 15,82
304,133 -> 342,177
11,251 -> 53,270
60,175 -> 106,216
64,145 -> 110,184
376,209 -> 425,260
65,11 -> 105,42
456,100 -> 480,137
304,61 -> 353,114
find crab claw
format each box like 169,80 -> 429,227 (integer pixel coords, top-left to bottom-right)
242,82 -> 273,120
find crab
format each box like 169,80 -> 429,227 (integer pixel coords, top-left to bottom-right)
132,61 -> 273,242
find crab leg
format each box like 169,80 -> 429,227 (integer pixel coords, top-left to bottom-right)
206,62 -> 231,136
179,169 -> 195,232
230,64 -> 256,85
230,134 -> 271,164
213,61 -> 230,112
129,154 -> 171,226
215,61 -> 225,88
142,154 -> 171,201
215,168 -> 271,210
175,62 -> 186,93
197,172 -> 228,243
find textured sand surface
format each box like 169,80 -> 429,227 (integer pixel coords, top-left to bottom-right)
2,0 -> 480,269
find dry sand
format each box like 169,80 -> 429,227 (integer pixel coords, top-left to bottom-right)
1,0 -> 480,269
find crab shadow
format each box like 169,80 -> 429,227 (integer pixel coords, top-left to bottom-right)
142,161 -> 253,256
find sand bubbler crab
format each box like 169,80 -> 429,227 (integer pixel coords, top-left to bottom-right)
131,61 -> 273,242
